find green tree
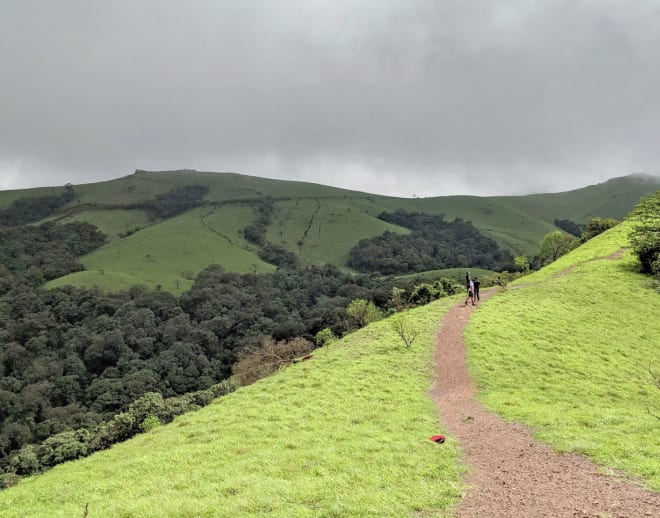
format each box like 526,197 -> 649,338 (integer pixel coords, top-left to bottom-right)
539,231 -> 578,265
628,191 -> 660,276
9,445 -> 40,475
346,299 -> 382,329
514,255 -> 530,272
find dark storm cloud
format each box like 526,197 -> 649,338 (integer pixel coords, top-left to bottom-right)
1,1 -> 659,195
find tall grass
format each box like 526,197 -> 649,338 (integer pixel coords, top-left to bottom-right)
466,221 -> 660,490
0,299 -> 463,517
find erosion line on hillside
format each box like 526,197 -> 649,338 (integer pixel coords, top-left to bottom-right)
299,197 -> 321,244
199,206 -> 253,252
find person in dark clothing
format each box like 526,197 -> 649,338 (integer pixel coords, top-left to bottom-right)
464,277 -> 475,306
473,277 -> 481,302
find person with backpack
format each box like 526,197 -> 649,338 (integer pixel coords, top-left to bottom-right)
473,277 -> 481,303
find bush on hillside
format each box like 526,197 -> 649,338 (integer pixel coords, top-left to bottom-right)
628,191 -> 660,277
408,282 -> 443,305
580,217 -> 620,243
346,298 -> 382,329
314,327 -> 336,347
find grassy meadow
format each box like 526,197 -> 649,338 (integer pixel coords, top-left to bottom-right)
46,205 -> 276,295
466,219 -> 660,490
57,209 -> 152,243
267,198 -> 410,269
0,299 -> 464,518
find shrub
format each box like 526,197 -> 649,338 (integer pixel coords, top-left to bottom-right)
128,392 -> 172,427
436,277 -> 459,296
390,314 -> 420,348
581,217 -> 620,243
88,413 -> 136,452
38,429 -> 90,467
314,327 -> 336,347
0,472 -> 19,489
628,191 -> 660,277
408,283 -> 442,305
346,299 -> 382,329
9,445 -> 40,475
139,415 -> 162,433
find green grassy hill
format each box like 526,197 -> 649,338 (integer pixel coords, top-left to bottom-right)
0,298 -> 464,518
2,170 -> 658,294
467,219 -> 660,489
1,216 -> 658,516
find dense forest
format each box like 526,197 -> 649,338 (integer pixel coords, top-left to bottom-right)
0,208 -> 459,482
0,185 -> 76,226
348,210 -> 515,274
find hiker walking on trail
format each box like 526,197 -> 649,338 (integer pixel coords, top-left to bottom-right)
473,277 -> 481,302
465,277 -> 475,306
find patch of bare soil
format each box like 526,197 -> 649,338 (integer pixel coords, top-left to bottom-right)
430,290 -> 660,517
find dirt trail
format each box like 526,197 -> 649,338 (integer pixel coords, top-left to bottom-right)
430,290 -> 660,517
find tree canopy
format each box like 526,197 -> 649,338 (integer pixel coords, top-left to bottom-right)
348,210 -> 514,275
0,217 -> 460,482
628,191 -> 660,276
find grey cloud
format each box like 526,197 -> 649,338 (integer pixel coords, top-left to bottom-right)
1,0 -> 659,195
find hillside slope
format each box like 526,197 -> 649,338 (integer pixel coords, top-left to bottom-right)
0,298 -> 464,517
1,212 -> 658,516
2,170 -> 659,293
466,219 -> 660,490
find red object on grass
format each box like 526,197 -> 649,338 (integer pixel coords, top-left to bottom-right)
429,435 -> 445,443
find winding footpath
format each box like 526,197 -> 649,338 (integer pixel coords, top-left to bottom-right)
430,291 -> 660,517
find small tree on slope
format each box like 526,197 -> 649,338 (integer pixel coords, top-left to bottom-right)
628,191 -> 660,277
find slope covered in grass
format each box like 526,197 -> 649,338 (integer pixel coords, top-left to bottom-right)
46,206 -> 275,295
0,299 -> 463,518
6,171 -> 658,293
466,220 -> 660,490
267,197 -> 410,269
56,209 -> 152,243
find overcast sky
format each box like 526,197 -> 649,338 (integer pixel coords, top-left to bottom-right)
1,1 -> 659,197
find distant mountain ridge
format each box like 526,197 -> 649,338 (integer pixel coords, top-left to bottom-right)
1,170 -> 658,294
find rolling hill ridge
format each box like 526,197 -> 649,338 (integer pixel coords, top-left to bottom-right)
1,170 -> 659,294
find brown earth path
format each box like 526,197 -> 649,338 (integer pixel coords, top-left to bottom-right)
430,290 -> 660,518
